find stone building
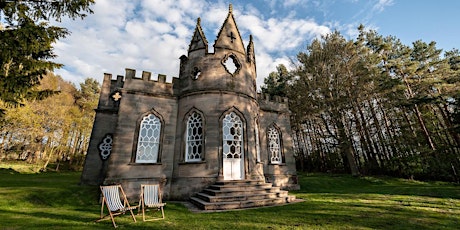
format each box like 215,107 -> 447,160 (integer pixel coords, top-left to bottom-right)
81,5 -> 299,204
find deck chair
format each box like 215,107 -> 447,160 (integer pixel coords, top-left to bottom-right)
97,185 -> 137,228
139,184 -> 166,221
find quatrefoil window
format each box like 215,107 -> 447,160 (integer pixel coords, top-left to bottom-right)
191,67 -> 201,80
98,134 -> 113,161
222,54 -> 241,76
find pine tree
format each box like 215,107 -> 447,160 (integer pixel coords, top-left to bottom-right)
0,0 -> 94,115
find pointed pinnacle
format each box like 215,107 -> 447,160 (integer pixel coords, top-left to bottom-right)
229,4 -> 233,13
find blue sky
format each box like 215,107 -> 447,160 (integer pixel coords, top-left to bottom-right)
53,0 -> 460,89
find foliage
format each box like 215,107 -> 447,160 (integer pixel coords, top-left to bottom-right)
0,169 -> 458,229
261,64 -> 290,97
0,73 -> 100,171
262,25 -> 460,182
290,31 -> 379,176
0,0 -> 94,114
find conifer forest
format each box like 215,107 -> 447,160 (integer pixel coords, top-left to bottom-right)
262,27 -> 460,182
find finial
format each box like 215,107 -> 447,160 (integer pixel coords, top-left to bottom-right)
197,17 -> 201,25
249,34 -> 253,41
229,4 -> 233,13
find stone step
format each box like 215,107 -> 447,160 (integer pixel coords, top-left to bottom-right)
202,187 -> 283,196
190,180 -> 296,211
213,180 -> 269,186
208,183 -> 273,191
195,191 -> 288,202
190,196 -> 294,210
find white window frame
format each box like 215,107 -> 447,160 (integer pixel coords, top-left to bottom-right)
222,112 -> 244,159
185,112 -> 204,162
135,114 -> 161,163
268,126 -> 282,164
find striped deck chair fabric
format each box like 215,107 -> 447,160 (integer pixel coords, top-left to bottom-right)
98,185 -> 137,228
139,184 -> 166,221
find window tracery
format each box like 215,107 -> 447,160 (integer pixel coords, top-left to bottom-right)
222,112 -> 243,159
268,126 -> 282,164
135,114 -> 161,163
186,112 -> 204,162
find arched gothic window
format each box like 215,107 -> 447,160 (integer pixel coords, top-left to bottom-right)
222,112 -> 243,159
135,114 -> 161,163
268,126 -> 282,164
186,112 -> 204,162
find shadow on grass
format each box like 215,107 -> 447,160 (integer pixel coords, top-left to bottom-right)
0,207 -> 134,229
0,167 -> 21,174
297,173 -> 460,199
253,197 -> 460,229
1,170 -> 459,229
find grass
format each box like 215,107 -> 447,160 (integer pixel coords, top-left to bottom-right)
0,164 -> 459,229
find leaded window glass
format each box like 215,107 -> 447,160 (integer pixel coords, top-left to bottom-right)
222,112 -> 243,159
268,127 -> 282,164
136,114 -> 161,163
186,112 -> 203,162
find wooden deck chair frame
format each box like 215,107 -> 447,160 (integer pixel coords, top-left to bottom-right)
97,185 -> 137,228
139,184 -> 166,221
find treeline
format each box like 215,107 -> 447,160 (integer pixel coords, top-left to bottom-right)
263,26 -> 460,182
0,73 -> 99,171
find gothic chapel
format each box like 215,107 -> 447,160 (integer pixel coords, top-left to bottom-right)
81,5 -> 299,209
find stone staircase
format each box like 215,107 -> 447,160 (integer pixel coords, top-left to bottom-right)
190,180 -> 296,210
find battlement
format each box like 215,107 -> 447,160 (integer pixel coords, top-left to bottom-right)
97,68 -> 179,111
123,68 -> 178,84
257,93 -> 289,112
257,93 -> 289,104
107,68 -> 178,98
102,69 -> 178,85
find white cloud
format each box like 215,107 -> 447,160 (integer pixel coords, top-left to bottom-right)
53,0 -> 330,90
238,14 -> 330,53
373,0 -> 394,12
282,0 -> 310,8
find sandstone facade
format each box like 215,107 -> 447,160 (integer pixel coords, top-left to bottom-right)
81,5 -> 299,200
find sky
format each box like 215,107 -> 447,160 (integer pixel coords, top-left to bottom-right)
53,0 -> 460,89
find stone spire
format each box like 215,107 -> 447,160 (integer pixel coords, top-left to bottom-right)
247,35 -> 255,64
214,4 -> 245,54
188,17 -> 208,53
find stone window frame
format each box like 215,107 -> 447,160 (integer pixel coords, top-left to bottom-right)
221,53 -> 241,76
98,133 -> 113,161
191,66 -> 201,80
267,123 -> 285,165
131,109 -> 164,164
184,108 -> 206,163
254,117 -> 261,163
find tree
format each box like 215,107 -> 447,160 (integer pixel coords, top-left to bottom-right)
443,49 -> 460,145
290,31 -> 379,176
0,0 -> 94,114
261,64 -> 290,97
0,73 -> 99,170
280,25 -> 460,181
74,78 -> 99,112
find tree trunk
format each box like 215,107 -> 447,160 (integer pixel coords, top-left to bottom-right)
403,77 -> 436,150
335,112 -> 360,176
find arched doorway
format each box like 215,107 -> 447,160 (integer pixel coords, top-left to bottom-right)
222,112 -> 244,180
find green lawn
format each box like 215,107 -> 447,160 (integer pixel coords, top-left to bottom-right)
0,164 -> 459,229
